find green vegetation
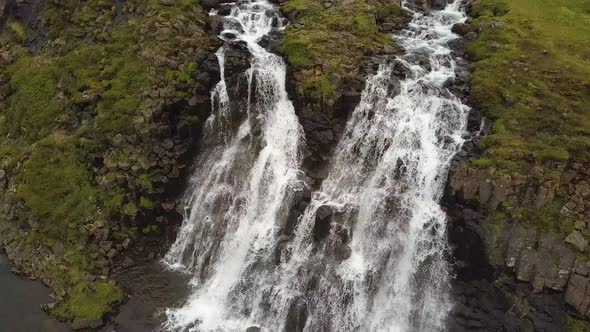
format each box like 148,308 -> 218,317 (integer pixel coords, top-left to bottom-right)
0,0 -> 212,322
4,55 -> 62,140
468,0 -> 590,170
53,280 -> 124,321
280,0 -> 397,99
8,22 -> 26,41
16,135 -> 98,243
567,315 -> 590,332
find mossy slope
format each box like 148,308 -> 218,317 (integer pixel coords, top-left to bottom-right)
279,0 -> 404,103
0,0 -> 215,322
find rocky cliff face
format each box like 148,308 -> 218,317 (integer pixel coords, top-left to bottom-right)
445,157 -> 590,330
444,0 -> 590,330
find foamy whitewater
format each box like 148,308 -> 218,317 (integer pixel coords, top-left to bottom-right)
163,0 -> 470,330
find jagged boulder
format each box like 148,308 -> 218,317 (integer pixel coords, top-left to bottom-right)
313,205 -> 333,241
451,22 -> 473,36
565,230 -> 588,252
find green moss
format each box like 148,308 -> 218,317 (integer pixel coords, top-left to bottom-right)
53,280 -> 124,321
139,196 -> 155,209
16,135 -> 98,244
142,224 -> 158,234
508,198 -> 575,236
468,0 -> 590,166
567,315 -> 590,332
280,0 -> 395,99
8,22 -> 26,42
472,158 -> 494,168
4,55 -> 62,141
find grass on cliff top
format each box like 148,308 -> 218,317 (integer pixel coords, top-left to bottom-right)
280,0 -> 394,99
468,0 -> 590,170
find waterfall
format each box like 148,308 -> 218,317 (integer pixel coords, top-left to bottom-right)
163,0 -> 470,331
163,1 -> 304,330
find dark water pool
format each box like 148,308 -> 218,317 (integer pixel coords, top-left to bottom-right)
0,254 -> 68,332
1,253 -> 188,332
99,260 -> 191,332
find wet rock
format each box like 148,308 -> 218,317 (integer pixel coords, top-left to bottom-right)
200,0 -> 220,9
427,0 -> 447,10
72,318 -> 103,330
451,22 -> 473,36
285,298 -> 308,332
332,243 -> 352,261
217,4 -> 232,16
565,230 -> 588,252
313,205 -> 333,241
224,40 -> 252,77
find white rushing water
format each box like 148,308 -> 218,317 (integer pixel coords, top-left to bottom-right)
163,1 -> 304,330
164,0 -> 470,330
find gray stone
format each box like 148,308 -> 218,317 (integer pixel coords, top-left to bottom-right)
576,181 -> 590,198
565,274 -> 590,314
100,240 -> 113,252
575,260 -> 590,276
516,248 -> 537,282
106,249 -> 118,259
565,231 -> 588,252
51,241 -> 65,257
122,257 -> 135,267
451,22 -> 473,36
478,180 -> 492,204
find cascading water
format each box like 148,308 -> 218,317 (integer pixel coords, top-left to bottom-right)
163,1 -> 304,330
164,0 -> 470,331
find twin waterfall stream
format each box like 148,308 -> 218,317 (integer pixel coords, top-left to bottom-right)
163,0 -> 470,331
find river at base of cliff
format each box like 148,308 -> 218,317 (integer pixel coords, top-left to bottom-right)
1,252 -> 190,332
99,260 -> 191,332
0,253 -> 68,332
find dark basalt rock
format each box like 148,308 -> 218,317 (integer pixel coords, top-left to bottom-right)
217,4 -> 232,16
427,0 -> 448,10
285,297 -> 308,332
451,22 -> 474,36
313,205 -> 333,241
224,40 -> 252,80
200,0 -> 221,10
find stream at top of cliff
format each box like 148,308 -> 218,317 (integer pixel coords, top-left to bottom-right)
162,0 -> 470,331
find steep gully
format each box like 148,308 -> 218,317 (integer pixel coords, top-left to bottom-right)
161,0 -> 471,331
